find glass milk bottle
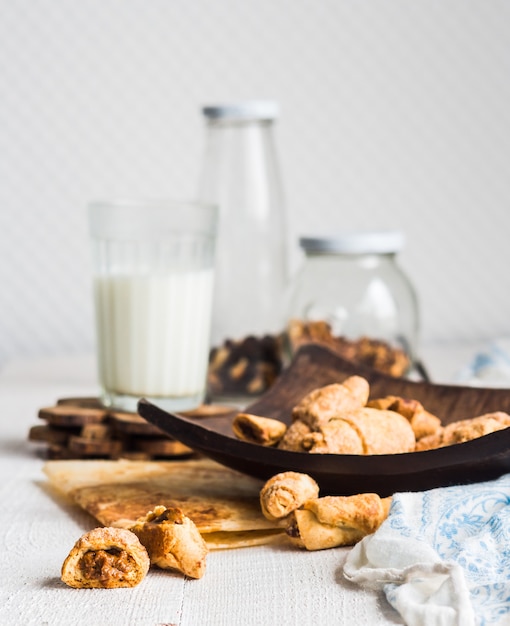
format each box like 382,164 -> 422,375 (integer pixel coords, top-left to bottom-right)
286,232 -> 421,377
199,102 -> 289,399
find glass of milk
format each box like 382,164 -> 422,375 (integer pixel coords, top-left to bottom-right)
88,199 -> 218,413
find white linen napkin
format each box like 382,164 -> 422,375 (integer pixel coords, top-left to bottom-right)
343,473 -> 510,626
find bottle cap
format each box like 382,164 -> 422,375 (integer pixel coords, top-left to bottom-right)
202,101 -> 279,121
299,231 -> 405,255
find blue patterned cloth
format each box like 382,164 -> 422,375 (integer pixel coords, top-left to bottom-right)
456,340 -> 510,388
344,474 -> 510,626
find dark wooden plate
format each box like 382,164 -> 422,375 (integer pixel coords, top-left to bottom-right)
138,344 -> 510,496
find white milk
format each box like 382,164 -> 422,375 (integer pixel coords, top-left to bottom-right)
94,269 -> 214,406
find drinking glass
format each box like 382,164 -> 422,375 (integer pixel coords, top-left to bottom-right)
88,199 -> 217,412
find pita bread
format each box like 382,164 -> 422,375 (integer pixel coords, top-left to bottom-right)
43,458 -> 285,550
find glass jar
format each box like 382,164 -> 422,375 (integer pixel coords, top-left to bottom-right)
199,101 -> 290,401
286,231 -> 420,377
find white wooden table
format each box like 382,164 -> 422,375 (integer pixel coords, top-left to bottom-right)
0,346 -> 479,625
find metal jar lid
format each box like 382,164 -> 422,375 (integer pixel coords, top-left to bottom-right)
202,101 -> 279,121
299,231 -> 405,255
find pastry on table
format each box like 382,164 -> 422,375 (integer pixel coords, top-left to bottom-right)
130,506 -> 208,579
61,527 -> 150,588
286,493 -> 392,551
260,472 -> 320,522
259,471 -> 391,551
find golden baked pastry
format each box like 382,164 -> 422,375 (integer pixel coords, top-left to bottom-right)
277,420 -> 312,451
299,408 -> 415,455
130,506 -> 208,579
291,377 -> 370,429
300,419 -> 364,454
277,378 -> 416,455
286,493 -> 392,551
61,527 -> 150,588
339,408 -> 415,454
415,411 -> 510,451
367,395 -> 441,440
259,472 -> 320,522
232,413 -> 287,446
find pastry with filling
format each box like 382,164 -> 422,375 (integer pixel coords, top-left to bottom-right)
336,407 -> 415,454
260,471 -> 320,522
286,493 -> 392,550
291,377 -> 370,429
61,527 -> 150,588
415,411 -> 510,451
300,419 -> 364,454
277,420 -> 312,451
130,506 -> 208,579
300,407 -> 415,455
367,395 -> 441,440
232,413 -> 287,446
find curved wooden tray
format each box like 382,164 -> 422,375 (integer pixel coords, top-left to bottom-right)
138,344 -> 510,496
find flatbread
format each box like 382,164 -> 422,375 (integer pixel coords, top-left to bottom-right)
43,458 -> 285,550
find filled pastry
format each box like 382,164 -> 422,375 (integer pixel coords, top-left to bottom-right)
284,407 -> 415,455
286,493 -> 392,551
300,419 -> 364,454
61,527 -> 150,588
232,413 -> 287,446
277,420 -> 313,451
367,395 -> 441,440
291,377 -> 370,429
416,411 -> 510,451
260,471 -> 320,522
130,506 -> 208,579
259,471 -> 392,551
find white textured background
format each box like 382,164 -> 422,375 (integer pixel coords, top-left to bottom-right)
2,0 -> 510,368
